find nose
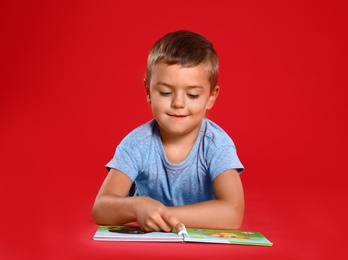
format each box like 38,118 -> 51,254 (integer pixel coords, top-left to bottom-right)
171,94 -> 185,108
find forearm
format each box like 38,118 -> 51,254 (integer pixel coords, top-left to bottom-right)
93,194 -> 183,232
168,199 -> 244,230
92,194 -> 139,226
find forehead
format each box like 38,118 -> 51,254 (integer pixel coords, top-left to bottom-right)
150,63 -> 211,88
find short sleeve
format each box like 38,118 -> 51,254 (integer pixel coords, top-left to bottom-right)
105,143 -> 141,182
207,144 -> 244,181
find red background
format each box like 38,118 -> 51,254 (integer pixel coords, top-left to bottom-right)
1,0 -> 347,259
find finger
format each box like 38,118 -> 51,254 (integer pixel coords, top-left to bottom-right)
141,223 -> 161,233
164,215 -> 183,232
141,217 -> 168,232
174,222 -> 185,232
155,217 -> 173,232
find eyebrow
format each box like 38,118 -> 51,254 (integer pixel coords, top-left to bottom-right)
156,82 -> 204,89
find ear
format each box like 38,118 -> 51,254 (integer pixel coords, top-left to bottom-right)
144,78 -> 151,103
206,85 -> 220,110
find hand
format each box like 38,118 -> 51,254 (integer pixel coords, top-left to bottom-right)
134,196 -> 183,232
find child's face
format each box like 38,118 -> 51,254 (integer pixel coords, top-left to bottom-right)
146,63 -> 219,139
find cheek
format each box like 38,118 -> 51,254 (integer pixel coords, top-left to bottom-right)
151,98 -> 166,111
188,100 -> 209,113
187,103 -> 206,114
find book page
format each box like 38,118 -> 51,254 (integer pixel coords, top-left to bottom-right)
184,228 -> 273,246
93,225 -> 183,242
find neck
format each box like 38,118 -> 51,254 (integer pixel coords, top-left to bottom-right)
158,123 -> 202,164
159,124 -> 201,146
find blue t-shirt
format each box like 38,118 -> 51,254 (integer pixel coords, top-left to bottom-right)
106,118 -> 244,206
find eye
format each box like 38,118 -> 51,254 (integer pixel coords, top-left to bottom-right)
159,91 -> 172,96
187,94 -> 199,99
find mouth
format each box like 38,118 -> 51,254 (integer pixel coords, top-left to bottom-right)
168,114 -> 188,120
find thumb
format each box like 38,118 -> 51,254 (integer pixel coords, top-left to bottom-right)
173,222 -> 185,232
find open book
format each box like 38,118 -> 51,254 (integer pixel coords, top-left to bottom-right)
93,224 -> 273,246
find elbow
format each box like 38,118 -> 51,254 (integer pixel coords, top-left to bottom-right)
223,219 -> 243,230
92,208 -> 108,226
225,205 -> 244,230
92,205 -> 100,224
92,200 -> 104,225
212,211 -> 243,230
232,200 -> 244,229
230,217 -> 243,230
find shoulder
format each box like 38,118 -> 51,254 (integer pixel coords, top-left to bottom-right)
118,119 -> 158,149
200,118 -> 244,175
201,118 -> 235,148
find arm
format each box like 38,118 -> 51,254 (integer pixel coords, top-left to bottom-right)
168,169 -> 244,230
92,169 -> 183,232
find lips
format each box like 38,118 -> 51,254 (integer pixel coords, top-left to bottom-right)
168,114 -> 188,119
170,114 -> 186,117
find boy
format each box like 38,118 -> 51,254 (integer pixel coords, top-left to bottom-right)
92,30 -> 244,232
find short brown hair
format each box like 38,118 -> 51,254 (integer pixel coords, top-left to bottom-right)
146,30 -> 219,89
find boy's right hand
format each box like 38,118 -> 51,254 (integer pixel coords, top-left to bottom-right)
134,196 -> 183,233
